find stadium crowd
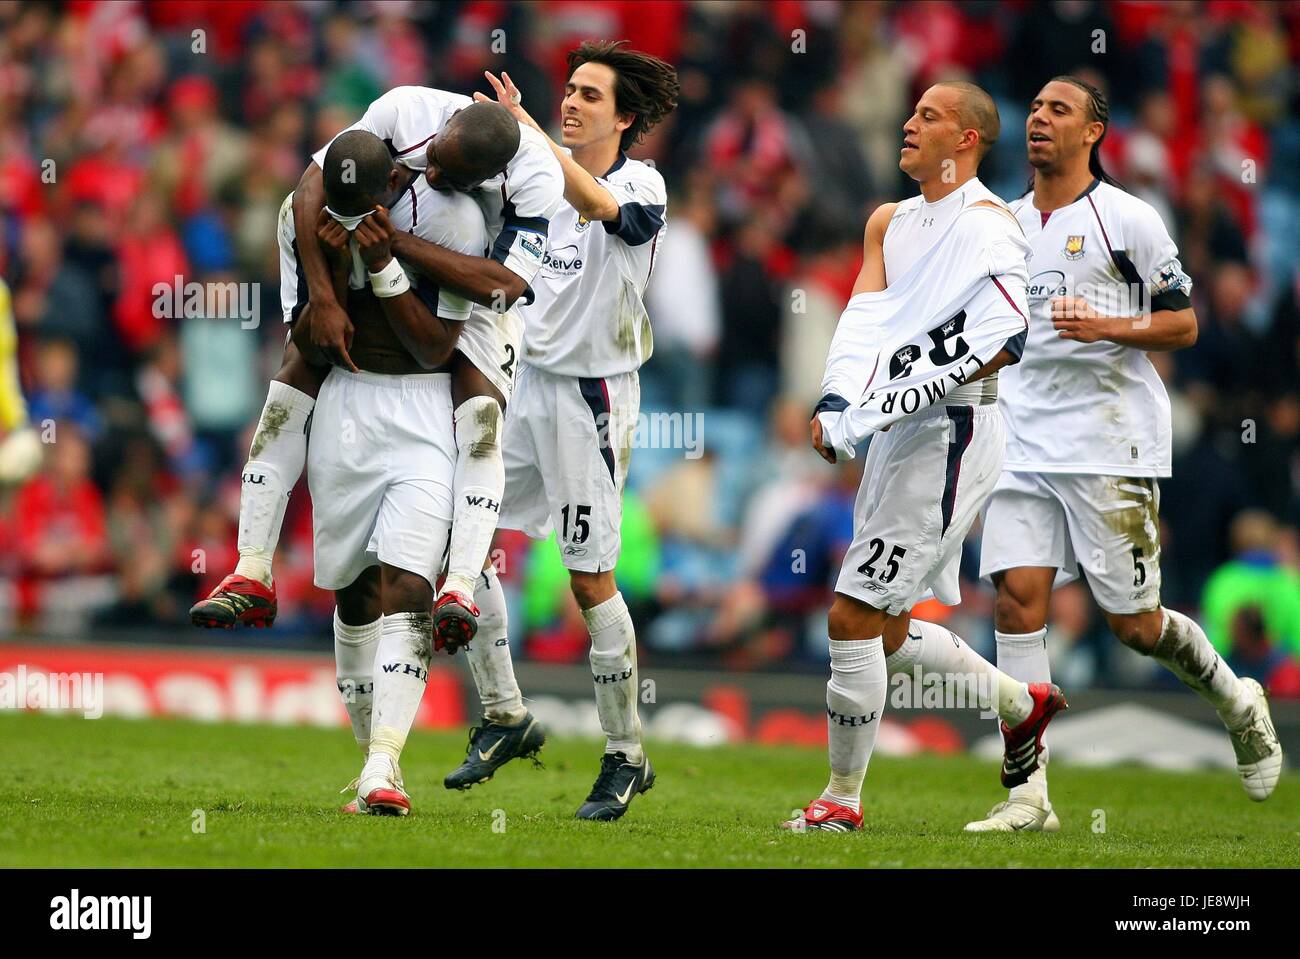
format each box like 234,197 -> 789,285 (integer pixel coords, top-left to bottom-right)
1,0 -> 1297,694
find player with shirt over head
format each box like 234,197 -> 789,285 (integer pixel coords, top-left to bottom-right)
438,41 -> 678,822
785,82 -> 1070,834
966,77 -> 1282,833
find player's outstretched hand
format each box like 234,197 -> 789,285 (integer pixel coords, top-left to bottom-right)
475,71 -> 541,132
810,416 -> 836,464
1051,296 -> 1113,344
354,205 -> 395,271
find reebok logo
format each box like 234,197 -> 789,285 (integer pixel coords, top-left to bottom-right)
50,890 -> 151,939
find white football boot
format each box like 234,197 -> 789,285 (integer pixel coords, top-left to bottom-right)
1226,678 -> 1283,801
354,754 -> 411,816
964,797 -> 1060,833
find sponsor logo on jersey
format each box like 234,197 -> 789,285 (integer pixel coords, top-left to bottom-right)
1027,270 -> 1068,300
542,243 -> 584,276
1062,235 -> 1086,260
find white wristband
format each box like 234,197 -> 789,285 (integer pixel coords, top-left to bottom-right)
368,258 -> 410,297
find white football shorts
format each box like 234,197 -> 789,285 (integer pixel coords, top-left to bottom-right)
307,369 -> 456,590
499,363 -> 639,573
979,470 -> 1162,614
836,402 -> 1005,616
456,304 -> 523,402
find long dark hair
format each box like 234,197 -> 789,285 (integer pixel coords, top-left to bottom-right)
1027,75 -> 1125,193
566,40 -> 680,152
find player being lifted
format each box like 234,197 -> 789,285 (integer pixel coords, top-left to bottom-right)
436,41 -> 678,821
966,77 -> 1282,833
785,83 -> 1069,833
293,129 -> 489,815
190,86 -> 564,662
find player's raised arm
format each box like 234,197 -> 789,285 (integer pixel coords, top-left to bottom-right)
477,71 -> 621,222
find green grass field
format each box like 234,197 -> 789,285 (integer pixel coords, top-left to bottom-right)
2,712 -> 1295,868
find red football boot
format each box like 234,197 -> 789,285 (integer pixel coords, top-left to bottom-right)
189,573 -> 277,629
432,589 -> 479,653
782,797 -> 864,832
1000,682 -> 1069,787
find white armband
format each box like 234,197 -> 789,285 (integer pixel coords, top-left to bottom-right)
368,258 -> 410,298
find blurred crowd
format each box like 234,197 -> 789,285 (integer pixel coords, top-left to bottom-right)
1,0 -> 1297,693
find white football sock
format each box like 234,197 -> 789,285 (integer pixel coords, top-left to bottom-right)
996,627 -> 1052,804
585,592 -> 642,763
1151,607 -> 1253,727
822,637 -> 887,813
367,612 -> 433,765
333,609 -> 381,755
443,397 -> 504,599
887,619 -> 1032,725
465,567 -> 526,724
235,381 -> 314,587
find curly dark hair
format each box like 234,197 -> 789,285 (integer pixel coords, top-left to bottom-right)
566,40 -> 679,152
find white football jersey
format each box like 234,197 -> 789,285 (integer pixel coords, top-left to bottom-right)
278,175 -> 487,324
311,86 -> 564,296
1000,180 -> 1193,477
883,177 -> 1025,403
519,154 -> 667,378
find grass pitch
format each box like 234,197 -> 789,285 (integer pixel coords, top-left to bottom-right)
2,712 -> 1295,868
